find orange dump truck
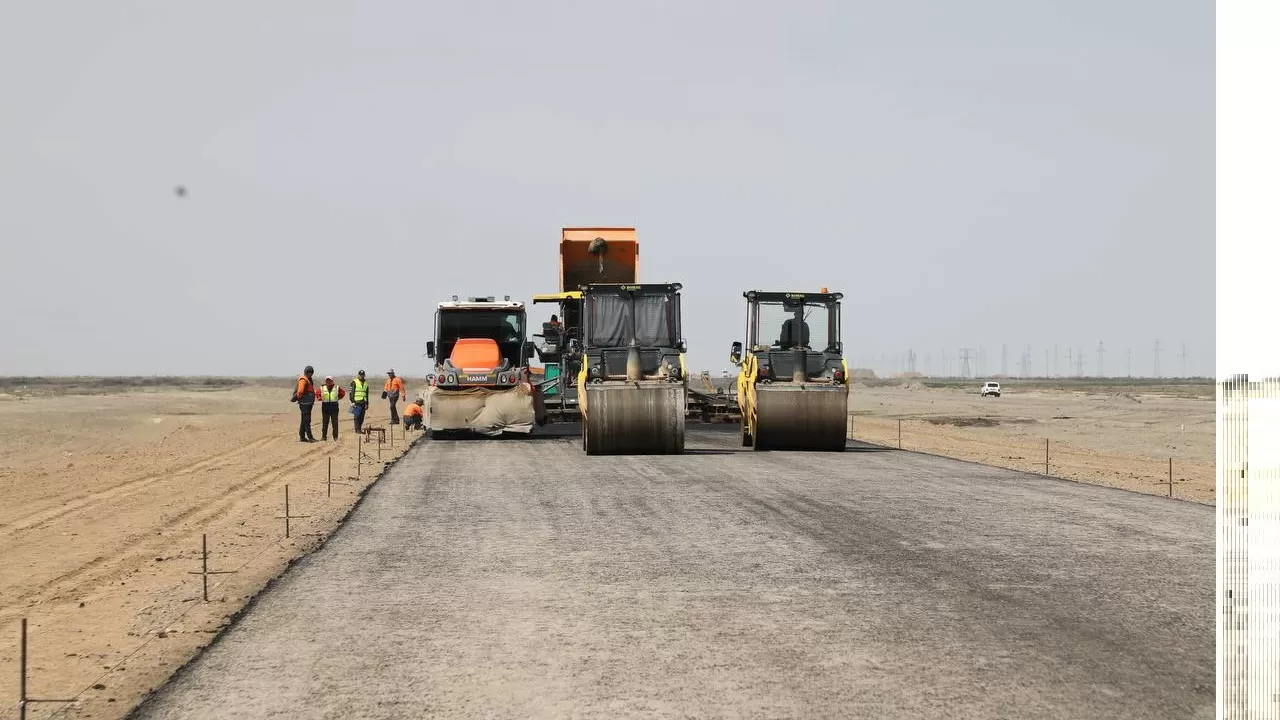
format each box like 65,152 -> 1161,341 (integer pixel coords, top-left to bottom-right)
532,227 -> 688,454
532,228 -> 641,419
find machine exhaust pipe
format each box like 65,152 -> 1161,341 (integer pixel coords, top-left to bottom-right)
626,343 -> 642,382
793,347 -> 807,384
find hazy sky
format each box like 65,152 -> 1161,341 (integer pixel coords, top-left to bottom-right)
0,1 -> 1213,378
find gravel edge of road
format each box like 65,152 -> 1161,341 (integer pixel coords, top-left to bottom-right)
121,433 -> 428,720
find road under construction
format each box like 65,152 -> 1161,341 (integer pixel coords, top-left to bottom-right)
128,425 -> 1213,720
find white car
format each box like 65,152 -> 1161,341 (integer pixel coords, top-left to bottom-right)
980,381 -> 1001,397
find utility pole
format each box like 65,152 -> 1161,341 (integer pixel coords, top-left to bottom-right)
1128,348 -> 1132,378
1067,347 -> 1073,378
1096,341 -> 1105,378
1179,343 -> 1187,378
1154,340 -> 1162,378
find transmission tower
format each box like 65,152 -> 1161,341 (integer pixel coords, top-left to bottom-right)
924,353 -> 931,377
907,349 -> 917,374
1127,348 -> 1132,378
1001,344 -> 1008,376
1096,341 -> 1105,378
1076,347 -> 1084,378
1154,340 -> 1162,378
1067,347 -> 1073,377
1179,343 -> 1187,378
1054,344 -> 1059,378
959,348 -> 972,379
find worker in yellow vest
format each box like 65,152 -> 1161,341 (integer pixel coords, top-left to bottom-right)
316,376 -> 346,441
349,370 -> 370,433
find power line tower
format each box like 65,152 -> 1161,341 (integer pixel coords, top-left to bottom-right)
1067,347 -> 1073,378
907,349 -> 917,374
924,352 -> 931,377
1076,346 -> 1084,378
959,348 -> 972,379
1154,340 -> 1162,378
1096,341 -> 1105,378
1001,344 -> 1008,376
1128,348 -> 1133,378
1054,344 -> 1059,378
1179,343 -> 1187,378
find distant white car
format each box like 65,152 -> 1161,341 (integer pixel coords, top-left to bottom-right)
980,381 -> 1001,397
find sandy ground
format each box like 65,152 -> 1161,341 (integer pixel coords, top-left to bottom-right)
130,427 -> 1213,719
0,380 -> 422,720
846,382 -> 1214,504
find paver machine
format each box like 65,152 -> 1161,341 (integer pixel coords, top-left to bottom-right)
423,295 -> 545,438
729,288 -> 850,451
577,281 -> 688,454
531,228 -> 640,423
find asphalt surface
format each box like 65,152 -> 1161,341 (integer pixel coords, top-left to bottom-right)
129,425 -> 1214,720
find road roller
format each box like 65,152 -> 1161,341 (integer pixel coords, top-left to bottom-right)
577,282 -> 688,455
730,289 -> 850,451
422,294 -> 546,438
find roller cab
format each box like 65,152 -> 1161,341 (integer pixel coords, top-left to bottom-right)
576,282 -> 688,455
423,296 -> 546,437
730,290 -> 849,451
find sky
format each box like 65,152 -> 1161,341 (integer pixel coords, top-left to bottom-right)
0,0 -> 1213,379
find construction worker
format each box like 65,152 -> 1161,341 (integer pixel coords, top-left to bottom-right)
349,370 -> 370,433
383,369 -> 406,425
290,365 -> 318,442
403,398 -> 425,431
316,376 -> 346,441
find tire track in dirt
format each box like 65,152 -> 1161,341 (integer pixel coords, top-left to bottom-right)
0,441 -> 334,611
0,435 -> 281,540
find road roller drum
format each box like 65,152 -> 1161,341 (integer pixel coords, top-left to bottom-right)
582,382 -> 686,455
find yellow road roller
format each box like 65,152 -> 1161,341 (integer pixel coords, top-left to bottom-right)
577,282 -> 687,455
730,289 -> 850,451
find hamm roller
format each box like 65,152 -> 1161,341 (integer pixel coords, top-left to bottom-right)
730,289 -> 850,451
577,282 -> 688,455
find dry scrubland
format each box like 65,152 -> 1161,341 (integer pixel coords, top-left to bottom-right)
0,375 -> 1213,718
847,378 -> 1214,504
0,377 -> 421,719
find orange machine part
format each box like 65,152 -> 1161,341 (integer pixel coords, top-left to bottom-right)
450,338 -> 501,370
560,227 -> 638,292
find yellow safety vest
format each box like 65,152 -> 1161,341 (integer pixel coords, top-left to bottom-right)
351,378 -> 368,402
321,386 -> 341,402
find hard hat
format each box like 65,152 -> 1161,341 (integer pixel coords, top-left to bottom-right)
324,375 -> 333,381
387,368 -> 395,374
304,365 -> 314,374
357,369 -> 365,375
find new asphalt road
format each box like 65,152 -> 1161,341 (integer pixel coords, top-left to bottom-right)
129,426 -> 1214,719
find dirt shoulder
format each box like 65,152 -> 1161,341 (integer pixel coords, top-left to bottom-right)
847,381 -> 1214,504
0,380 -> 422,719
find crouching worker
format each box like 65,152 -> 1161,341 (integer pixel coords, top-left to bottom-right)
403,398 -> 425,431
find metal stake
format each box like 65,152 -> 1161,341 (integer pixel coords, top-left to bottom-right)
274,485 -> 312,539
1168,457 -> 1174,498
328,457 -> 332,498
187,534 -> 235,602
898,419 -> 902,450
1045,438 -> 1050,475
18,618 -> 76,719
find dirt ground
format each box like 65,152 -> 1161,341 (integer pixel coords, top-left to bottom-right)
0,379 -> 422,720
846,380 -> 1215,504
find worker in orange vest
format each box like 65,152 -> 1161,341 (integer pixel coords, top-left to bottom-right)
289,365 -> 318,442
382,369 -> 406,425
403,398 -> 425,431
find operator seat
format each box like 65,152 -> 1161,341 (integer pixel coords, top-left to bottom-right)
778,318 -> 810,349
